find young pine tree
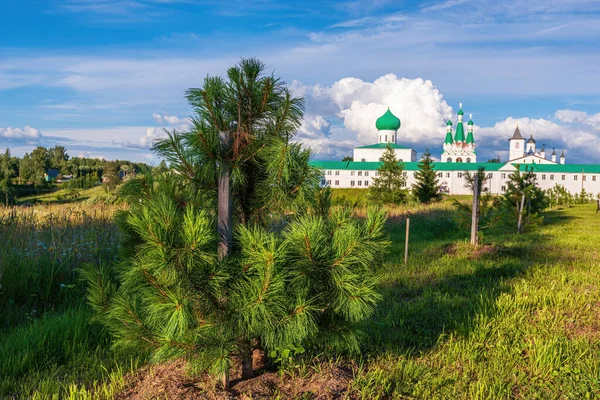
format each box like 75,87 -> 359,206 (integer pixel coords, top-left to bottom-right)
501,166 -> 547,233
412,148 -> 442,204
83,59 -> 390,388
369,143 -> 407,204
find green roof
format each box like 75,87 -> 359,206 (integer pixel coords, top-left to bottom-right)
466,129 -> 475,144
310,161 -> 503,172
467,119 -> 474,125
355,143 -> 411,149
375,109 -> 401,131
454,122 -> 465,142
446,120 -> 453,126
517,163 -> 600,174
457,109 -> 464,116
444,131 -> 453,145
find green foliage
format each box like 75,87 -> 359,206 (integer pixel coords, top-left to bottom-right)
412,148 -> 442,204
102,162 -> 121,192
84,179 -> 389,380
500,166 -> 548,233
452,167 -> 503,233
369,143 -> 407,205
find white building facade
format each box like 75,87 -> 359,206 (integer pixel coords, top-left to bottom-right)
310,106 -> 600,197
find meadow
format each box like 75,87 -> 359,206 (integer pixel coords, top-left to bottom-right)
1,188 -> 599,399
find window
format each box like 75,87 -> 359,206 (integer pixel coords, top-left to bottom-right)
364,181 -> 369,186
385,135 -> 388,142
593,176 -> 597,182
321,179 -> 326,185
335,180 -> 339,186
437,172 -> 443,177
375,171 -> 379,176
446,172 -> 450,178
448,158 -> 452,163
516,142 -> 520,149
398,159 -> 403,162
326,180 -> 331,185
501,173 -> 506,179
351,171 -> 355,176
379,135 -> 381,142
550,174 -> 554,180
456,157 -> 463,163
358,171 -> 362,176
501,185 -> 507,192
487,173 -> 492,179
350,180 -> 355,187
361,158 -> 366,162
358,181 -> 362,186
326,170 -> 331,175
365,171 -> 369,176
457,172 -> 463,178
542,174 -> 546,180
391,135 -> 394,142
466,158 -> 471,163
562,175 -> 566,181
574,175 -> 578,181
403,172 -> 407,177
583,175 -> 587,181
335,170 -> 339,175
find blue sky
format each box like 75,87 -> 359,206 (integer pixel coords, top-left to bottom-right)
1,0 -> 600,163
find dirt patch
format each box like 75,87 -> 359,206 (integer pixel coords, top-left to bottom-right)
117,359 -> 355,400
469,244 -> 500,260
562,301 -> 600,341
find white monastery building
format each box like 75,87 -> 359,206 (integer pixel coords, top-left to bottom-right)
310,105 -> 600,196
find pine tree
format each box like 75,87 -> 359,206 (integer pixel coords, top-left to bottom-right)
501,166 -> 547,233
84,59 -> 390,388
368,143 -> 407,204
413,148 -> 442,204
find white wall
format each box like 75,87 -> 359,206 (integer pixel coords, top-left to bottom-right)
353,148 -> 415,162
320,169 -> 600,197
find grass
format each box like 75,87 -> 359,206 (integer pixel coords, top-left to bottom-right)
1,189 -> 600,398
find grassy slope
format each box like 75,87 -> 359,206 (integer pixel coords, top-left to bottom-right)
1,195 -> 599,398
351,203 -> 600,399
15,185 -> 108,205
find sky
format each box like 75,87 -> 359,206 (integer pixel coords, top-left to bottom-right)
1,0 -> 600,164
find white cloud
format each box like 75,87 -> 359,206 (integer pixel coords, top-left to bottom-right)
0,126 -> 42,139
151,113 -> 191,129
555,110 -> 600,130
299,74 -> 453,147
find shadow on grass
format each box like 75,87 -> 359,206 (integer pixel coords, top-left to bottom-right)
362,207 -> 576,354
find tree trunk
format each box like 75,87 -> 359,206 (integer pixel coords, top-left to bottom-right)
218,130 -> 232,258
221,369 -> 230,390
241,353 -> 254,379
517,193 -> 526,234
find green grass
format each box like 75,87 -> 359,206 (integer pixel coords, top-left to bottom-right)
349,203 -> 600,399
2,199 -> 600,398
15,185 -> 109,205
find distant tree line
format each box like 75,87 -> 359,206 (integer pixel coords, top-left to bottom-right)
0,145 -> 153,205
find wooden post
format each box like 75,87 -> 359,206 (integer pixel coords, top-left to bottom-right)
470,174 -> 479,246
404,217 -> 410,266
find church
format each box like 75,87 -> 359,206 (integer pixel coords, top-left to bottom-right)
309,105 -> 600,196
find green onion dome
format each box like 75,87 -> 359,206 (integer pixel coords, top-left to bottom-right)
446,120 -> 453,126
457,108 -> 464,116
467,119 -> 474,125
375,108 -> 401,131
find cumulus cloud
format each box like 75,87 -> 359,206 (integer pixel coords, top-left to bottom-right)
128,112 -> 192,149
554,109 -> 600,130
0,126 -> 42,139
301,74 -> 453,147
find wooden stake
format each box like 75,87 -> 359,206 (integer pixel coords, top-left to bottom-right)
404,217 -> 410,266
470,174 -> 479,246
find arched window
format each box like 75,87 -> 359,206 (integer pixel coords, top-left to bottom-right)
456,157 -> 463,163
516,142 -> 520,149
447,158 -> 452,163
398,159 -> 403,162
379,157 -> 384,162
466,157 -> 471,163
385,135 -> 388,142
361,158 -> 366,162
